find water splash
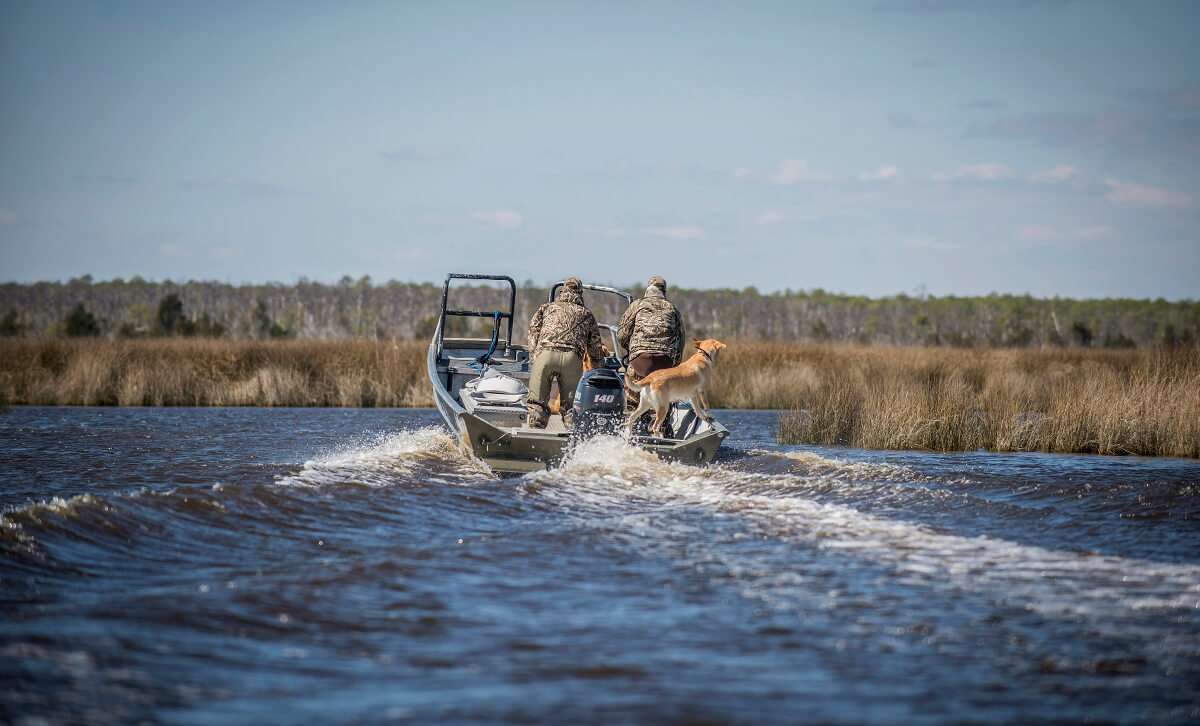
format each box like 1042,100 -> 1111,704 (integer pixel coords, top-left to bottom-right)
750,448 -> 930,481
277,426 -> 494,488
3,407 -> 1198,722
522,437 -> 1200,623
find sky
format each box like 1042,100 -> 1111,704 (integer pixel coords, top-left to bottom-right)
1,0 -> 1198,299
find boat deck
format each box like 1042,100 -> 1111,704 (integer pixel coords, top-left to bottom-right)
521,417 -> 570,434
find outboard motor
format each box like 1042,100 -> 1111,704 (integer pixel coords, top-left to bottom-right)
571,368 -> 625,438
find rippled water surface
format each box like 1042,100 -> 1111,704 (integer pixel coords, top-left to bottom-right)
2,407 -> 1198,723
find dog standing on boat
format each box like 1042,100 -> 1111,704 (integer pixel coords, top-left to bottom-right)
625,338 -> 727,436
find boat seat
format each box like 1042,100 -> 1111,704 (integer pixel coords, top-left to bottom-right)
459,368 -> 528,417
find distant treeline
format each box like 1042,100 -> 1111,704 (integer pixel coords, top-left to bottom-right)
1,276 -> 1197,348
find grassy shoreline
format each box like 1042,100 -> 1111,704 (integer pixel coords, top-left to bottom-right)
2,339 -> 1197,458
761,344 -> 1199,459
0,339 -> 432,408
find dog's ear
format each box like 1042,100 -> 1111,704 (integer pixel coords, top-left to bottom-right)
693,337 -> 702,347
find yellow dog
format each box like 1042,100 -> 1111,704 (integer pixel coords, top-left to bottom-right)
625,338 -> 727,436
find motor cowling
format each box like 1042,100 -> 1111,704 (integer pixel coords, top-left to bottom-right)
571,368 -> 625,437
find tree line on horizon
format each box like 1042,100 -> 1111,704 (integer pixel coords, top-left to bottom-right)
0,276 -> 1197,349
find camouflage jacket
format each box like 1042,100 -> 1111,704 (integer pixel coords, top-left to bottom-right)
526,287 -> 606,361
618,285 -> 686,363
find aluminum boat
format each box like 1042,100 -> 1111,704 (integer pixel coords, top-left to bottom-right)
428,273 -> 728,474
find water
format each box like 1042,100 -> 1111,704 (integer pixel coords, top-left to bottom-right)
2,407 -> 1198,723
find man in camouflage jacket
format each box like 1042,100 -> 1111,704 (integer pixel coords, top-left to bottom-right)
618,275 -> 686,412
524,277 -> 607,428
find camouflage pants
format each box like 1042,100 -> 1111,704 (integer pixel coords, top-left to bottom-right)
526,349 -> 583,428
624,353 -> 674,411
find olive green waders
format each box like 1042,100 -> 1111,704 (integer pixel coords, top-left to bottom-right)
525,348 -> 584,428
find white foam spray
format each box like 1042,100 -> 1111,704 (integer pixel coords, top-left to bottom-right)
276,427 -> 495,488
523,437 -> 1200,627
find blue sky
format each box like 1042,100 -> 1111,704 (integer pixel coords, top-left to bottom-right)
1,0 -> 1198,298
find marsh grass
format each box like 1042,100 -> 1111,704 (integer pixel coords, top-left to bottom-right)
0,339 -> 432,408
727,343 -> 1200,458
2,339 -> 1196,457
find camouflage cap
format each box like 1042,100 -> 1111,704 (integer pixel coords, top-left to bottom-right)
563,276 -> 583,291
647,275 -> 667,292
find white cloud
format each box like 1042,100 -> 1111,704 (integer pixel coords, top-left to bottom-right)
0,208 -> 15,225
859,165 -> 900,181
470,210 -> 524,228
1018,224 -> 1113,242
753,210 -> 787,226
648,226 -> 706,240
1103,178 -> 1193,209
1028,165 -> 1078,183
731,167 -> 753,180
934,163 -> 1014,181
769,159 -> 832,185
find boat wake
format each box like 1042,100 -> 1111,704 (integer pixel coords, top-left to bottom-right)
748,447 -> 957,482
275,427 -> 495,488
1,426 -> 494,571
5,426 -> 1198,630
522,437 -> 1200,628
5,408 -> 1197,723
3,408 -> 1199,723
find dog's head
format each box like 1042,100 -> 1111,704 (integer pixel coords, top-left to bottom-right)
693,338 -> 727,362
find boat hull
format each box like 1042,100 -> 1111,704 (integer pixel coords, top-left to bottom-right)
431,338 -> 728,474
456,408 -> 728,474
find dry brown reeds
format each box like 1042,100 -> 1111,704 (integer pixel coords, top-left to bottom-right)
2,339 -> 1197,457
0,339 -> 433,408
719,343 -> 1200,458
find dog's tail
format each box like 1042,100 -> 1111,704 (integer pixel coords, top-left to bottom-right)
625,377 -> 646,391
